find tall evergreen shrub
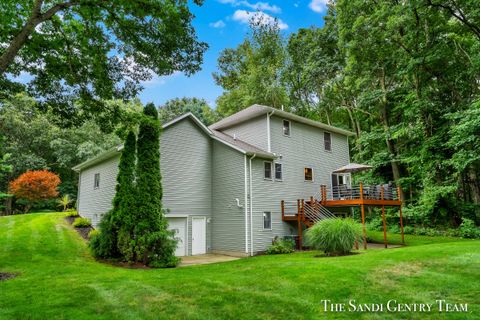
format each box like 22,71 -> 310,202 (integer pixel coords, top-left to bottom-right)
132,103 -> 178,267
90,131 -> 137,259
90,104 -> 178,267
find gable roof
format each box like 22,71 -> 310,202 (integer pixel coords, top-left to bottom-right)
211,130 -> 274,158
209,104 -> 355,136
73,112 -> 275,172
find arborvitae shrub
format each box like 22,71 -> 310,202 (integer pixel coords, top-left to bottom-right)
132,103 -> 178,267
90,131 -> 136,260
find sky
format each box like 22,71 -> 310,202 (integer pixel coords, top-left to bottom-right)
139,0 -> 329,108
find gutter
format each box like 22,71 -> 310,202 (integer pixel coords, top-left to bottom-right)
249,153 -> 256,256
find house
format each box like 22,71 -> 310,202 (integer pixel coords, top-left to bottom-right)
73,104 -> 354,257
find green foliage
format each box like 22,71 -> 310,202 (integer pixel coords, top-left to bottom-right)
90,210 -> 120,259
65,210 -> 79,217
214,15 -> 288,117
90,131 -> 136,260
266,238 -> 295,255
88,229 -> 99,240
158,97 -> 220,125
0,93 -> 121,201
57,195 -> 73,212
0,0 -> 207,121
306,219 -> 362,256
73,217 -> 91,228
131,103 -> 179,267
91,105 -> 178,267
459,218 -> 480,239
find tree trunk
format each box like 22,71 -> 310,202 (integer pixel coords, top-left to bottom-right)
467,166 -> 480,205
0,1 -> 45,74
379,68 -> 405,201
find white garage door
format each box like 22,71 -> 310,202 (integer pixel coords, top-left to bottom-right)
168,218 -> 187,257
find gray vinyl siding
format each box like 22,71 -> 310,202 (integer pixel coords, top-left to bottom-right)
211,141 -> 246,254
161,118 -> 213,255
250,115 -> 350,252
77,155 -> 120,227
222,115 -> 268,150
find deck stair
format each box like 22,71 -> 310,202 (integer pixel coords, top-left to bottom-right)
303,200 -> 336,227
281,198 -> 336,249
281,198 -> 336,227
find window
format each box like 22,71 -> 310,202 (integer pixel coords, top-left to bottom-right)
324,132 -> 332,151
264,162 -> 272,180
283,120 -> 291,136
275,163 -> 283,181
263,211 -> 272,230
304,167 -> 313,181
94,173 -> 100,189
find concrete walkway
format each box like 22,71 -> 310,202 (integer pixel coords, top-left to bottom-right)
179,254 -> 241,267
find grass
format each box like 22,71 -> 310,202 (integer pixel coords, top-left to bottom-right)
0,212 -> 479,319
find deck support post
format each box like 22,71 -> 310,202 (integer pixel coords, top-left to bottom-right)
381,205 -> 387,249
399,204 -> 405,245
297,199 -> 302,250
397,186 -> 405,245
381,187 -> 387,248
359,182 -> 367,250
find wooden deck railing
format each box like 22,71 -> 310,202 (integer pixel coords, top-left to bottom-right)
319,182 -> 402,206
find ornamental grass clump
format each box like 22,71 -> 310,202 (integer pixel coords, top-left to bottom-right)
305,218 -> 362,256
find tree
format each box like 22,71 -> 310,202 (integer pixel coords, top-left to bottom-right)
56,194 -> 73,211
214,14 -> 288,117
132,103 -> 178,267
90,130 -> 137,259
158,97 -> 220,125
0,0 -> 207,121
9,169 -> 60,212
0,93 -> 122,199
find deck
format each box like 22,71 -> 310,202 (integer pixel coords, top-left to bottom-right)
281,183 -> 405,250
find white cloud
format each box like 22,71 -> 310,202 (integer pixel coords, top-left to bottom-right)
209,20 -> 226,28
232,10 -> 288,30
218,0 -> 281,13
309,0 -> 328,13
142,71 -> 182,87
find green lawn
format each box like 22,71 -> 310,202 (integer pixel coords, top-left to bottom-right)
0,212 -> 478,319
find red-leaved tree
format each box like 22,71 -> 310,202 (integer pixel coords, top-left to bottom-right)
9,170 -> 61,213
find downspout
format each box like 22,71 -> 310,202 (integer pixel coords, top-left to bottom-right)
76,170 -> 81,213
249,153 -> 256,256
244,155 -> 249,254
266,110 -> 275,153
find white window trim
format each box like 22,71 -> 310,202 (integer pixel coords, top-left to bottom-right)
304,167 -> 314,182
274,162 -> 283,181
263,211 -> 272,230
324,131 -> 332,152
282,119 -> 291,137
264,161 -> 273,180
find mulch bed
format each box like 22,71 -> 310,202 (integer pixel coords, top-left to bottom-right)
0,272 -> 17,281
75,227 -> 93,240
64,216 -> 93,240
65,216 -> 77,224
